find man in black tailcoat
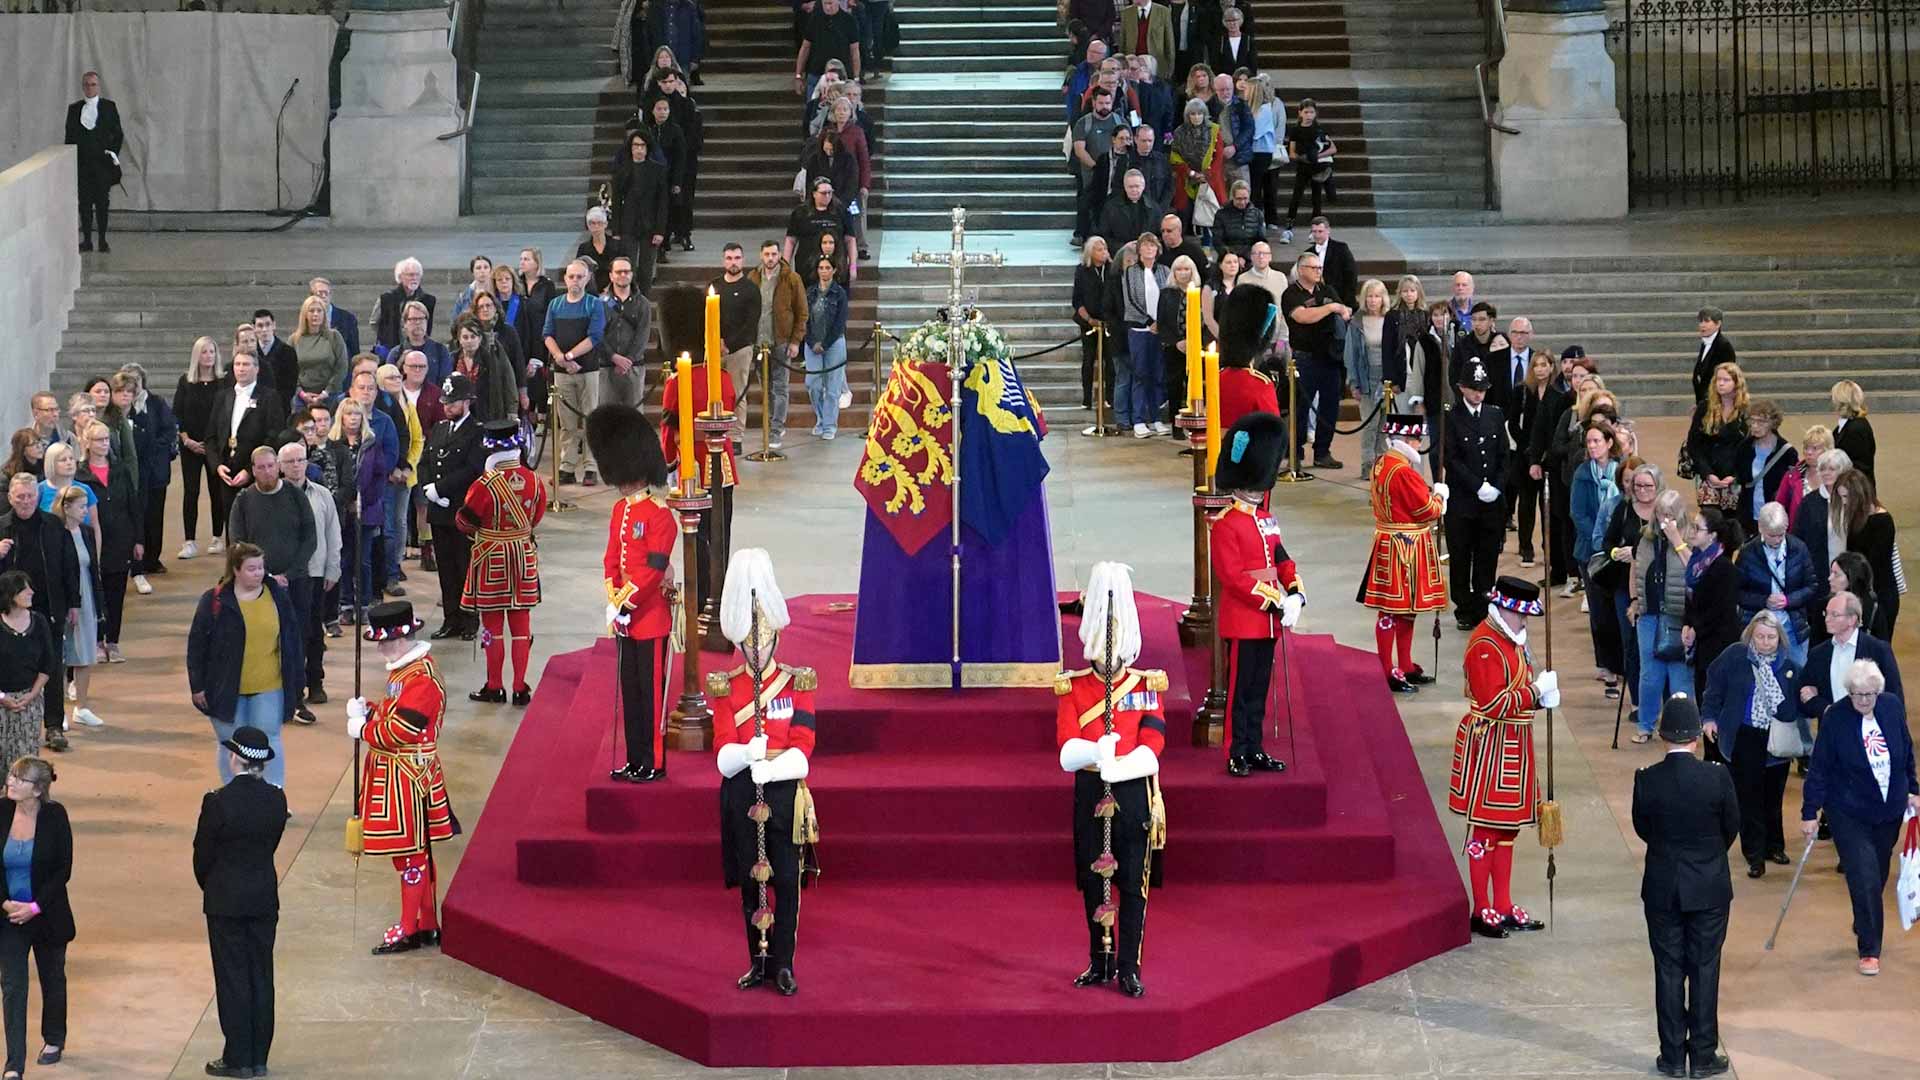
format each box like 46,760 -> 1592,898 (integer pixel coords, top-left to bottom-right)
64,71 -> 123,253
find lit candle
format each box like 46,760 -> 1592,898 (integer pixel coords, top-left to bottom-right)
676,353 -> 698,493
1204,347 -> 1222,484
1185,283 -> 1202,412
705,286 -> 722,414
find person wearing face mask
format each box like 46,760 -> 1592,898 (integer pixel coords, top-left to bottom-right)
1358,412 -> 1448,693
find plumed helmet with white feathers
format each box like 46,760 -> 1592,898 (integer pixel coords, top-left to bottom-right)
1079,561 -> 1142,669
719,548 -> 790,645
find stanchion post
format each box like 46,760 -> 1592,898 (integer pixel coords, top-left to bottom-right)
1088,325 -> 1118,437
1175,406 -> 1213,647
1274,354 -> 1313,484
666,477 -> 714,750
745,343 -> 787,463
545,403 -> 576,512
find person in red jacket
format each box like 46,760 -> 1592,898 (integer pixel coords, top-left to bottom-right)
1358,412 -> 1449,692
589,403 -> 678,783
455,420 -> 548,705
1210,412 -> 1305,776
1215,288 -> 1281,432
707,548 -> 817,996
1447,575 -> 1559,939
1056,561 -> 1165,998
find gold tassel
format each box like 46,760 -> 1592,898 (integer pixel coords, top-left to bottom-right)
344,815 -> 364,857
1537,799 -> 1564,849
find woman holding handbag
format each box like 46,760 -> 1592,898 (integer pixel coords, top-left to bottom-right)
1701,610 -> 1800,877
1685,362 -> 1749,514
1628,489 -> 1695,744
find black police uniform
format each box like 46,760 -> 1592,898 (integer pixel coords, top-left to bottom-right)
1632,723 -> 1738,1078
193,771 -> 289,1076
417,390 -> 488,638
1443,366 -> 1508,628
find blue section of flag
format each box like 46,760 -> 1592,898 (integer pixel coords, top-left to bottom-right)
958,353 -> 1051,545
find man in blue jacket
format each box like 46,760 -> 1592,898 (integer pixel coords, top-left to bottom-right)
1735,503 -> 1817,667
1797,591 -> 1903,722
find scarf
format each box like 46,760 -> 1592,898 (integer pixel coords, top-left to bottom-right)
1171,119 -> 1214,176
1684,539 -> 1722,588
1747,649 -> 1785,730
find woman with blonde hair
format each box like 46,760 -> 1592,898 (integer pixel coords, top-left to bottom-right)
1686,361 -> 1749,512
74,422 -> 140,666
1342,278 -> 1391,477
1072,236 -> 1114,424
1829,378 -> 1875,482
52,488 -> 104,731
1779,423 -> 1831,529
172,336 -> 229,560
287,295 -> 348,411
1627,487 -> 1696,742
1244,74 -> 1282,220
1156,255 -> 1201,428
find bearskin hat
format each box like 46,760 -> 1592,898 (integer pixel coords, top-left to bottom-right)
587,402 -> 667,490
1213,411 -> 1287,492
1218,287 -> 1278,370
656,285 -> 706,362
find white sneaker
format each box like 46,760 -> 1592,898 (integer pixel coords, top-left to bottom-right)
208,537 -> 226,554
1558,581 -> 1578,598
1132,423 -> 1152,439
65,679 -> 76,702
769,436 -> 784,450
72,708 -> 104,728
837,389 -> 853,410
177,540 -> 199,560
1151,421 -> 1173,435
132,574 -> 152,595
1280,228 -> 1294,245
822,429 -> 837,440
1082,424 -> 1098,437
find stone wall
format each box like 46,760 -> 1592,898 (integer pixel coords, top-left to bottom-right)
0,148 -> 81,434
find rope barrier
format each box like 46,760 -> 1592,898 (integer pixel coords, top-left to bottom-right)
1331,394 -> 1386,436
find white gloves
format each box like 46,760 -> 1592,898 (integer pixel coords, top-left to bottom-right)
1059,737 -> 1101,772
1533,670 -> 1560,710
1100,746 -> 1161,783
345,697 -> 369,739
1280,593 -> 1305,629
716,742 -> 753,778
1477,482 -> 1499,504
604,603 -> 622,629
746,733 -> 769,762
1433,482 -> 1450,508
1096,731 -> 1121,765
423,483 -> 449,508
750,750 -> 809,785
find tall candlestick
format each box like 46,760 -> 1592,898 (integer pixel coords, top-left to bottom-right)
705,286 -> 722,414
1185,284 -> 1202,411
676,353 -> 698,493
1204,347 -> 1222,483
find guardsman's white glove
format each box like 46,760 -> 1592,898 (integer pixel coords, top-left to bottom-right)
1280,593 -> 1305,629
1533,670 -> 1560,710
747,733 -> 769,762
1477,481 -> 1499,503
1433,482 -> 1450,509
1096,731 -> 1121,764
346,697 -> 369,739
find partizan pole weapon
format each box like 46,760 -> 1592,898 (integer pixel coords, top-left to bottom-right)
1537,474 -> 1563,931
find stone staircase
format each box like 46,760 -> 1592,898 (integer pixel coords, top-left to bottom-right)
1404,254 -> 1920,416
1240,0 -> 1353,68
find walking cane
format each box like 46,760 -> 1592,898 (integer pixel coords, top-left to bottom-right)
1765,839 -> 1820,950
1610,674 -> 1627,750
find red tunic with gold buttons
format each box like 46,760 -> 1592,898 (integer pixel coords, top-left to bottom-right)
455,463 -> 547,610
661,369 -> 740,489
708,664 -> 819,760
603,491 -> 678,639
1055,667 -> 1170,758
1356,451 -> 1446,613
1210,498 -> 1304,640
1216,367 -> 1280,433
358,649 -> 458,857
1446,621 -> 1540,828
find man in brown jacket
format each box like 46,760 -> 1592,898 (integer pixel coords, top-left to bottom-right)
748,240 -> 809,450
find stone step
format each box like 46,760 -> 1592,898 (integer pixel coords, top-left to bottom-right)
890,53 -> 1064,74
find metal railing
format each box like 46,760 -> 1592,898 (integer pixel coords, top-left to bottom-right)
1476,0 -> 1521,211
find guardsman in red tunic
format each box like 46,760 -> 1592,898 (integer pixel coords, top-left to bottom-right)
1447,576 -> 1559,939
707,549 -> 817,996
1357,412 -> 1450,692
1217,359 -> 1280,434
660,361 -> 738,605
588,403 -> 680,783
1056,561 -> 1165,998
456,419 -> 548,706
346,601 -> 459,955
1210,412 -> 1305,777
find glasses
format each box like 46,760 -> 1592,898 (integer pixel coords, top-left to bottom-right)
404,316 -> 428,324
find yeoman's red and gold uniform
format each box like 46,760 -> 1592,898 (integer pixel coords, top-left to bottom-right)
358,648 -> 458,856
456,463 -> 547,610
1447,620 -> 1540,829
1357,451 -> 1446,613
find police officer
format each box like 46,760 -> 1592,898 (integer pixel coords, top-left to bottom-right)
1444,357 -> 1507,630
417,375 -> 486,640
1631,694 -> 1737,1080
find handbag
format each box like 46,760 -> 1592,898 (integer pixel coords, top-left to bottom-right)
1766,715 -> 1808,758
1696,480 -> 1739,511
1194,181 -> 1222,227
1652,617 -> 1686,662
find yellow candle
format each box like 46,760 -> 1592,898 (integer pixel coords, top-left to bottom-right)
1185,284 -> 1202,411
1204,347 -> 1222,484
676,353 -> 698,492
704,286 -> 722,414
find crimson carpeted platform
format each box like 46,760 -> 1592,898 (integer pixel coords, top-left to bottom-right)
442,595 -> 1467,1066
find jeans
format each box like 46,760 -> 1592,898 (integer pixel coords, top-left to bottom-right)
756,341 -> 793,440
1358,387 -> 1385,472
1294,356 -> 1342,457
384,480 -> 410,578
1636,614 -> 1694,733
1111,330 -> 1135,426
343,521 -> 384,610
1126,327 -> 1162,427
0,922 -> 64,1075
722,345 -> 755,442
214,689 -> 286,786
805,337 -> 848,433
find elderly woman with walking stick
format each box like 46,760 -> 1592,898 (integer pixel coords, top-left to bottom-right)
1799,659 -> 1919,976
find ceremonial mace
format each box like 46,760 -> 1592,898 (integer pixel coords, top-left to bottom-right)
1537,472 -> 1563,931
745,596 -> 775,980
1090,592 -> 1121,970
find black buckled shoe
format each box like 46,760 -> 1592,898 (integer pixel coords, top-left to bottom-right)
1502,906 -> 1546,932
1470,911 -> 1510,939
1747,862 -> 1766,879
1226,757 -> 1251,777
512,685 -> 533,707
610,764 -> 647,783
1404,665 -> 1436,685
469,686 -> 507,704
371,927 -> 422,955
775,967 -> 798,996
1248,752 -> 1287,773
737,967 -> 765,990
1073,958 -> 1115,987
430,623 -> 460,640
1117,972 -> 1144,998
1387,671 -> 1417,694
411,929 -> 441,947
638,766 -> 667,783
1690,1051 -> 1731,1078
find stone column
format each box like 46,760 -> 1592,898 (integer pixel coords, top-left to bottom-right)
1492,0 -> 1628,220
330,1 -> 464,226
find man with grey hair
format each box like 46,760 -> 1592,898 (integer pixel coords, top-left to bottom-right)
542,259 -> 608,485
1736,502 -> 1816,667
276,441 -> 340,724
1098,169 -> 1160,251
1798,590 -> 1903,727
374,256 -> 436,351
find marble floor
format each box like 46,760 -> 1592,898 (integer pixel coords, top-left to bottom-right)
28,218 -> 1920,1080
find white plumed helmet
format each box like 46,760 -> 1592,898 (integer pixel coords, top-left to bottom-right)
719,548 -> 790,645
1079,561 -> 1141,669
